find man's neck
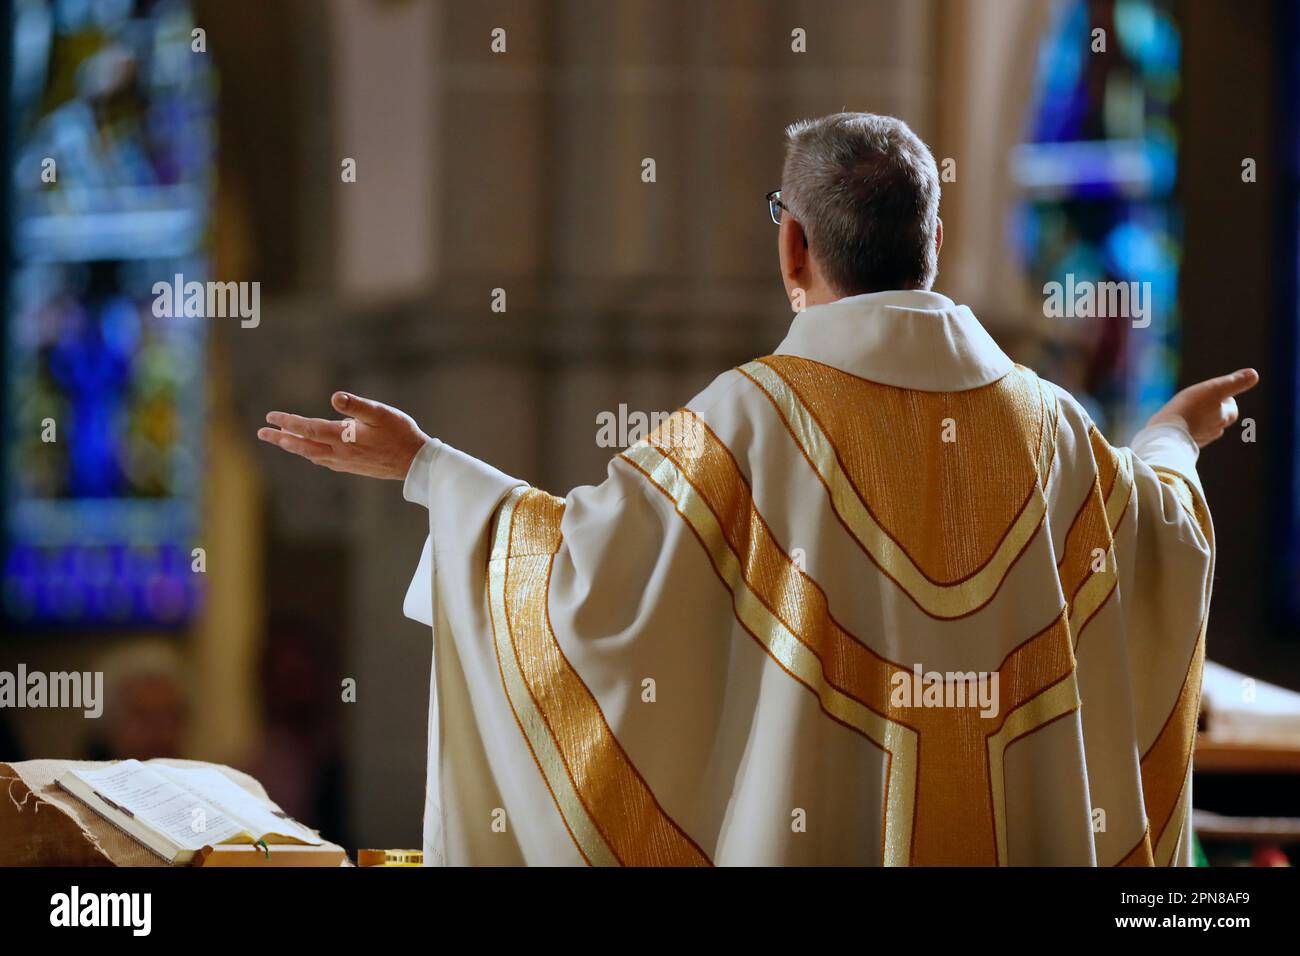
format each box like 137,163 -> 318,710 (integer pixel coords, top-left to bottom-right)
829,283 -> 934,304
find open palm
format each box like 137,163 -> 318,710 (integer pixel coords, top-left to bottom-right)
257,391 -> 430,480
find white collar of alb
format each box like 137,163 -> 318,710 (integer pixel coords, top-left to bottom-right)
773,289 -> 1015,391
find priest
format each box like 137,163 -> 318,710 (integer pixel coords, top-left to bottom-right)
259,112 -> 1257,866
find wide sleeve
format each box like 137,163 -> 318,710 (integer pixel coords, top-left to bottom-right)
1091,415 -> 1214,866
400,375 -> 748,866
399,437 -> 534,865
401,438 -> 524,626
1125,421 -> 1214,866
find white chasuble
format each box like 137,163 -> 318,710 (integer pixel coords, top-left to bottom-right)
402,289 -> 1212,866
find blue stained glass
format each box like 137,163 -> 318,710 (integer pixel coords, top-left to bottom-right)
1013,0 -> 1183,441
1115,0 -> 1180,76
1030,0 -> 1090,143
3,0 -> 214,629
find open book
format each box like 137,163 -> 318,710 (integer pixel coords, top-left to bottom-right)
57,759 -> 322,864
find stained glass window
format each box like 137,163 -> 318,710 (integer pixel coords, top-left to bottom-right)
3,0 -> 214,627
1287,3 -> 1300,623
1012,0 -> 1182,440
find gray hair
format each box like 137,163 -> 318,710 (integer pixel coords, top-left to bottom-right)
781,113 -> 940,295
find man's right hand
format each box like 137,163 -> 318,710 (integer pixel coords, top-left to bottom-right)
257,391 -> 431,480
1145,368 -> 1260,448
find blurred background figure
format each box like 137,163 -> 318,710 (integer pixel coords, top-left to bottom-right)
86,639 -> 188,761
243,619 -> 349,850
0,711 -> 24,762
1,0 -> 1297,864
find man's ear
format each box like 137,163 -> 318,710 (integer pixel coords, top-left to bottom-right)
935,217 -> 943,257
779,216 -> 809,281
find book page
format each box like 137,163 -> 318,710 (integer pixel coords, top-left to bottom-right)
69,760 -> 246,851
155,765 -> 322,845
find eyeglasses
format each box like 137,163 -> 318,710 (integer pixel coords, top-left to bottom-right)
766,189 -> 787,225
